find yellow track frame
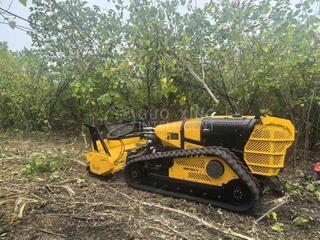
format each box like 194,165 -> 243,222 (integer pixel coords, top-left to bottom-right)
169,156 -> 239,186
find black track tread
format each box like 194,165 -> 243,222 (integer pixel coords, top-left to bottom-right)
125,146 -> 260,208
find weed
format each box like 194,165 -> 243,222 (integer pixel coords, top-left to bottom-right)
267,212 -> 277,221
292,216 -> 309,227
271,222 -> 284,232
262,186 -> 272,195
189,207 -> 196,213
77,178 -> 85,184
268,211 -> 284,232
291,212 -> 313,227
21,153 -> 50,174
217,209 -> 223,215
305,182 -> 315,192
21,150 -> 69,175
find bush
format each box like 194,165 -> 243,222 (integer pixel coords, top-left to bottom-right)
21,150 -> 69,175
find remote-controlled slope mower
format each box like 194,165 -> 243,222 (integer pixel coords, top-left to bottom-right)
85,115 -> 294,211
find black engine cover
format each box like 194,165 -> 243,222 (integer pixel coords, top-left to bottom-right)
200,118 -> 257,152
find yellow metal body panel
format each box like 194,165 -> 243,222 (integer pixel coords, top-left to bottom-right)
243,116 -> 295,176
155,121 -> 182,148
156,116 -> 255,148
86,137 -> 145,176
85,152 -> 125,175
184,118 -> 201,141
184,142 -> 203,149
169,156 -> 239,186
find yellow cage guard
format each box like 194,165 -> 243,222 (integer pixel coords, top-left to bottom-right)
243,116 -> 295,176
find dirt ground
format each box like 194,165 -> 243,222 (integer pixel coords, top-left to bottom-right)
0,133 -> 319,240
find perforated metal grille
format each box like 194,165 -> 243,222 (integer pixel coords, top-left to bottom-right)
274,128 -> 290,139
273,168 -> 280,175
175,159 -> 205,169
251,127 -> 271,139
245,153 -> 270,165
246,141 -> 270,153
250,165 -> 270,174
188,172 -> 211,182
244,122 -> 293,176
273,155 -> 282,165
273,142 -> 291,153
249,166 -> 281,175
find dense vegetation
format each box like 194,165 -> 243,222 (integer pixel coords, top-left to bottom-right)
0,0 -> 319,166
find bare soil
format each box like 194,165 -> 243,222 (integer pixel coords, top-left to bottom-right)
0,133 -> 319,240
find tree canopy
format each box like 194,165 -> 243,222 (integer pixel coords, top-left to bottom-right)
0,0 -> 319,163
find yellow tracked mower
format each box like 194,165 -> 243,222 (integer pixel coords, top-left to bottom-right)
85,115 -> 294,211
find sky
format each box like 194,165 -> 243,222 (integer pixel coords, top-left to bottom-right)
0,0 -> 130,51
0,0 -> 317,51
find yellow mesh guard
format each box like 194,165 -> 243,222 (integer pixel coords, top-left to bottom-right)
243,116 -> 295,176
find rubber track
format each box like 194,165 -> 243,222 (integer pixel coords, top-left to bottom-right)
125,146 -> 260,208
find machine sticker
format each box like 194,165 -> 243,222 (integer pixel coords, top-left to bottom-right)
183,167 -> 199,172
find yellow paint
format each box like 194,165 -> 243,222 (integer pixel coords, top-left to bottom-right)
169,156 -> 239,186
155,116 -> 255,147
155,121 -> 182,148
243,115 -> 295,176
87,115 -> 294,179
184,142 -> 203,149
184,118 -> 201,141
86,137 -> 146,176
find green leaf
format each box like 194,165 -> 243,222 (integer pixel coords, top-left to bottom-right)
295,3 -> 301,8
292,217 -> 309,226
281,22 -> 289,31
105,94 -> 112,103
189,207 -> 196,213
288,25 -> 296,33
77,178 -> 85,184
9,21 -> 16,29
293,10 -> 300,17
19,0 -> 27,6
314,191 -> 320,200
271,222 -> 284,232
81,87 -> 86,93
179,97 -> 186,106
306,183 -> 315,192
130,35 -> 136,43
168,85 -> 176,93
161,77 -> 167,84
217,209 -> 223,215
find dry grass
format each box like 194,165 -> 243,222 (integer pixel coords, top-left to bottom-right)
0,134 -> 319,239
